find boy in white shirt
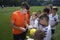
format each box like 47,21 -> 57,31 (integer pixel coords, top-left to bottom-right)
49,7 -> 59,34
38,14 -> 51,40
37,8 -> 50,30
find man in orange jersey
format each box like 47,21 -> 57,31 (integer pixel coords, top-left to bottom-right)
10,2 -> 30,40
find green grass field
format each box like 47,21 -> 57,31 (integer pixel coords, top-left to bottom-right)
0,6 -> 60,40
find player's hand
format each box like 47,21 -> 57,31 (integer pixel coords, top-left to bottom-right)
24,21 -> 27,26
19,27 -> 26,32
24,21 -> 29,28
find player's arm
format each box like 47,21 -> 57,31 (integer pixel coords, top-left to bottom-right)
10,13 -> 26,32
10,21 -> 26,32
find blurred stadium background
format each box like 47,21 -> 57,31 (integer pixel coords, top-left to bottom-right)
0,0 -> 60,7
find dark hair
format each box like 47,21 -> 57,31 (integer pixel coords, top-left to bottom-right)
21,2 -> 30,10
48,4 -> 53,9
43,8 -> 50,13
39,14 -> 49,22
53,8 -> 58,12
25,4 -> 30,10
35,14 -> 38,16
34,30 -> 45,40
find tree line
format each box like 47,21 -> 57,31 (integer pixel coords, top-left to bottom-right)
0,0 -> 60,7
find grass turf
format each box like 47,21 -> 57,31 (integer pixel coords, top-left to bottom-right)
0,6 -> 60,40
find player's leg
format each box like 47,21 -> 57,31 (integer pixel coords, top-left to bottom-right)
20,31 -> 27,40
13,34 -> 21,40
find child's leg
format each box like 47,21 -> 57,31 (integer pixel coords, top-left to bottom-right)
51,29 -> 55,40
51,29 -> 55,35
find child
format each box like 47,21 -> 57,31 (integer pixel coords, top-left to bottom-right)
26,12 -> 38,40
38,8 -> 50,19
49,7 -> 59,34
36,10 -> 41,17
38,14 -> 51,40
37,8 -> 50,30
29,12 -> 38,29
34,30 -> 45,40
45,4 -> 53,14
43,8 -> 50,15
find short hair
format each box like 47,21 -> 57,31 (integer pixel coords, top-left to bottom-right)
25,4 -> 30,10
39,14 -> 49,22
43,8 -> 50,13
34,30 -> 45,40
21,2 -> 30,10
53,7 -> 58,12
32,12 -> 37,17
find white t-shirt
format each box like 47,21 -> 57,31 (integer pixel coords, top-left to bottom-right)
27,24 -> 51,40
43,25 -> 51,40
29,16 -> 38,28
37,24 -> 43,30
48,14 -> 59,29
37,24 -> 51,40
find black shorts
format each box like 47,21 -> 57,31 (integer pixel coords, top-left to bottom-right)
13,32 -> 27,40
51,29 -> 55,35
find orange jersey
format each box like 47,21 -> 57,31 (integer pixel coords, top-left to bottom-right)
11,10 -> 29,34
27,10 -> 30,18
